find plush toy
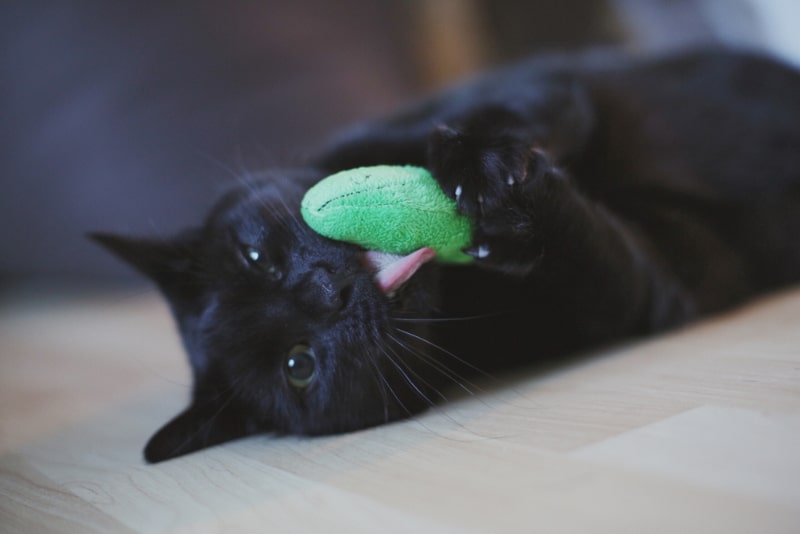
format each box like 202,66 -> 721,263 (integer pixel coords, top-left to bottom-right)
301,165 -> 474,264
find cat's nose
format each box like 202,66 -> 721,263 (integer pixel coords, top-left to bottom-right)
299,263 -> 353,313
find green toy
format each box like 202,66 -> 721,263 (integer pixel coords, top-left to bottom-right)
301,165 -> 474,264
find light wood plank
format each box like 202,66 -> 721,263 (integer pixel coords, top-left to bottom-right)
1,287 -> 799,532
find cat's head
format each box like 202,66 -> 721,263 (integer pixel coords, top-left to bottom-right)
93,170 -> 445,462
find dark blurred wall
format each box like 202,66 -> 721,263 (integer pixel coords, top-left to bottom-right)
1,0 -> 785,285
1,1 -> 418,283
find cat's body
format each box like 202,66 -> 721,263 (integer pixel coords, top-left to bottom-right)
95,49 -> 800,463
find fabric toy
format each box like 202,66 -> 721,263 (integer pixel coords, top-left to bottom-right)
301,165 -> 474,264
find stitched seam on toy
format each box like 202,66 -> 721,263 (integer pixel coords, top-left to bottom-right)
316,182 -> 401,211
316,180 -> 438,211
328,203 -> 454,214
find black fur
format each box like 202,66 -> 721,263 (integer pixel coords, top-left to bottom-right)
94,49 -> 800,462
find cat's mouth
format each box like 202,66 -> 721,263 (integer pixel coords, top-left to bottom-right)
362,247 -> 436,295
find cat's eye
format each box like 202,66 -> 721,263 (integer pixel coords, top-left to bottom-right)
286,344 -> 317,389
246,247 -> 261,263
242,246 -> 282,279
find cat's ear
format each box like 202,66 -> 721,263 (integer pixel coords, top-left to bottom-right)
89,230 -> 204,307
143,399 -> 253,463
89,230 -> 200,284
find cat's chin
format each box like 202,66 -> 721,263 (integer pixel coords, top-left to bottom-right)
361,247 -> 436,296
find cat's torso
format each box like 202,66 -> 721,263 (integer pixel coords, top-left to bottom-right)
96,48 -> 800,462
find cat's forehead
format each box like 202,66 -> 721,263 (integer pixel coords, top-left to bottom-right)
207,181 -> 303,237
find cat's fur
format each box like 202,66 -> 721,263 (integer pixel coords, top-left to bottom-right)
94,49 -> 800,463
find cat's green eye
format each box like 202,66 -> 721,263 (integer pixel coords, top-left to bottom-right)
286,344 -> 317,389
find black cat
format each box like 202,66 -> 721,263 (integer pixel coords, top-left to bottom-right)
93,48 -> 800,463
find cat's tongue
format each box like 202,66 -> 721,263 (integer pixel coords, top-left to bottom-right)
363,248 -> 437,295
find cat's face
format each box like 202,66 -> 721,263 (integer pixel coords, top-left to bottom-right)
94,173 -> 444,462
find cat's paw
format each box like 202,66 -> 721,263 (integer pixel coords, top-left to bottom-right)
427,110 -> 560,273
427,106 -> 553,217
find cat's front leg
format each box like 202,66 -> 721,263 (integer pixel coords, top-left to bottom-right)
427,105 -> 568,275
428,106 -> 696,337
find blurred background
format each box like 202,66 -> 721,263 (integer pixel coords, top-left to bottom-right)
2,0 -> 799,289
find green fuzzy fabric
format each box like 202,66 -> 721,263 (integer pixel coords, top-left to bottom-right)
301,165 -> 474,264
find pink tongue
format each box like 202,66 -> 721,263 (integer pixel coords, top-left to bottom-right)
363,248 -> 437,295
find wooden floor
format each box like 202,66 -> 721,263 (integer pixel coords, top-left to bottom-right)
1,286 -> 799,533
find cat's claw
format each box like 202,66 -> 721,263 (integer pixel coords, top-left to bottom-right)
465,244 -> 490,259
454,185 -> 463,202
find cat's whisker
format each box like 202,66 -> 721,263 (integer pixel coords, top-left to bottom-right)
371,364 -> 392,424
390,310 -> 510,324
380,338 -> 450,403
377,341 -> 437,409
272,189 -> 308,235
365,348 -> 416,421
388,330 -> 546,437
393,327 -> 499,382
361,335 -> 392,423
373,341 -> 464,438
387,332 -> 481,397
257,194 -> 292,232
382,335 -> 509,440
192,147 -> 255,188
219,174 -> 296,236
